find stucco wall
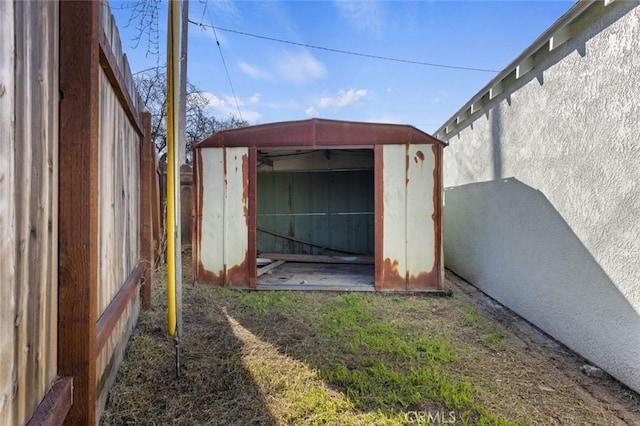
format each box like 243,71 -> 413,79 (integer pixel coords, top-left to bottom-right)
440,1 -> 639,392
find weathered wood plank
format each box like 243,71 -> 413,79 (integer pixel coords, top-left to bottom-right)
0,2 -> 16,423
12,2 -> 60,424
26,377 -> 73,426
58,2 -> 100,424
259,253 -> 375,265
257,260 -> 286,277
140,113 -> 154,310
152,152 -> 162,261
95,292 -> 140,425
96,262 -> 144,354
98,31 -> 144,136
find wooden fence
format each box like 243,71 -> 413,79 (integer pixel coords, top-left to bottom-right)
0,1 -> 158,424
0,2 -> 62,425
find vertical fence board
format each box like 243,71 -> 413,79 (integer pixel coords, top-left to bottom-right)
58,2 -> 100,425
0,1 -> 16,423
11,1 -> 60,424
140,113 -> 154,309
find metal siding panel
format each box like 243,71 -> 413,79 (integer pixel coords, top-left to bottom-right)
224,147 -> 249,283
257,173 -> 276,253
382,144 -> 407,288
406,144 -> 436,289
257,170 -> 373,255
200,148 -> 225,279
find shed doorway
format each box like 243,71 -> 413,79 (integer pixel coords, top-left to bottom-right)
255,148 -> 375,290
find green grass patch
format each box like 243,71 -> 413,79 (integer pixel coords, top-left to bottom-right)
462,305 -> 484,327
274,292 -> 515,424
482,325 -> 507,352
234,289 -> 298,315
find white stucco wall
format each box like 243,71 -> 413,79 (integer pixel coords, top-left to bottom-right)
440,1 -> 640,392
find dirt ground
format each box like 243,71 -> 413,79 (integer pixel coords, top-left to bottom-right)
101,252 -> 640,425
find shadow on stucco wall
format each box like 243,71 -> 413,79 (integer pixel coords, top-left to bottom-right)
443,177 -> 640,392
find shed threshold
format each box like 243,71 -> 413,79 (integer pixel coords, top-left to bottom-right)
256,261 -> 375,292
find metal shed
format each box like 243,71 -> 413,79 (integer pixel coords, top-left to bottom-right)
193,118 -> 447,291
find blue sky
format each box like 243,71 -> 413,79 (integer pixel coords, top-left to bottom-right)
109,1 -> 575,134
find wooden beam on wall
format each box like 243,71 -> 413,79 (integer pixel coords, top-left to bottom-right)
26,377 -> 73,426
95,262 -> 144,353
58,2 -> 100,424
140,113 -> 154,310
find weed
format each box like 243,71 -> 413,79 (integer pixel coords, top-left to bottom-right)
483,325 -> 507,351
462,304 -> 484,327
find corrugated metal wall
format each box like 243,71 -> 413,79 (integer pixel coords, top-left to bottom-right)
379,144 -> 440,290
197,147 -> 250,286
257,170 -> 374,255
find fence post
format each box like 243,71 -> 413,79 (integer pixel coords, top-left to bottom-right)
140,112 -> 154,310
58,1 -> 100,424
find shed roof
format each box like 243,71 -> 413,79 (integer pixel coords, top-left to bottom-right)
195,118 -> 446,149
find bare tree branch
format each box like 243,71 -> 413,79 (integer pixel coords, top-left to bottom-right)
134,70 -> 249,163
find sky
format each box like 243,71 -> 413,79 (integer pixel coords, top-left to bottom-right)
109,0 -> 576,134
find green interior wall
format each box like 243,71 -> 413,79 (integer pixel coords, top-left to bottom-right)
257,170 -> 374,255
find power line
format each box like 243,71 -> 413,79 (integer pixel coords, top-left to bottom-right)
188,19 -> 500,74
203,9 -> 244,121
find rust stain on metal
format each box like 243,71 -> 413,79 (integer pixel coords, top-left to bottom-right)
379,257 -> 406,290
242,153 -> 249,219
225,257 -> 250,287
195,257 -> 251,288
407,266 -> 439,290
223,148 -> 228,187
196,118 -> 446,149
432,144 -> 444,290
195,260 -> 223,286
374,145 -> 385,289
405,144 -> 410,186
248,148 -> 258,287
415,150 -> 425,163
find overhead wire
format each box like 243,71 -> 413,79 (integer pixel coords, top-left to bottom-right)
202,3 -> 244,121
188,19 -> 500,74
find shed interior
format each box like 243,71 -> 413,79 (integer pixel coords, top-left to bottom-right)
255,148 -> 375,290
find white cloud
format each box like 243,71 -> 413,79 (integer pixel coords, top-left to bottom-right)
305,106 -> 318,116
239,62 -> 273,81
318,88 -> 368,109
334,1 -> 384,36
273,50 -> 326,85
386,87 -> 392,93
247,93 -> 261,104
201,92 -> 226,108
200,91 -> 263,122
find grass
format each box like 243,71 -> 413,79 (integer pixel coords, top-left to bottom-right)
229,291 -> 514,425
101,258 -> 640,425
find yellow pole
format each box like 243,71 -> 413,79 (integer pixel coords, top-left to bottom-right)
166,0 -> 180,336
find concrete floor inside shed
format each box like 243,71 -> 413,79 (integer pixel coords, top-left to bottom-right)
256,262 -> 375,291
